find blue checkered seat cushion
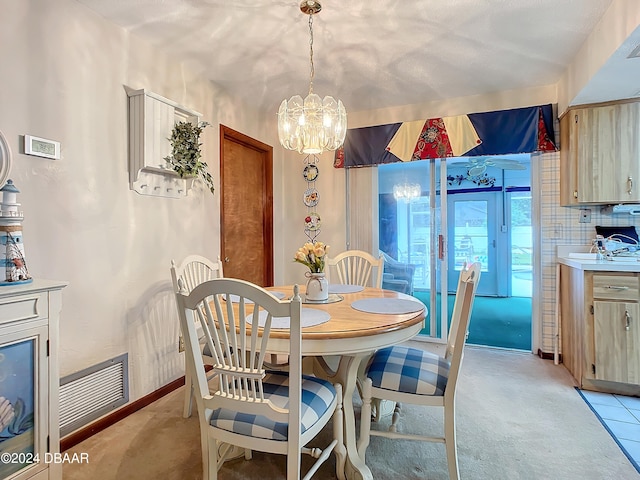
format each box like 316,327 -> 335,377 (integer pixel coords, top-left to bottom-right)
210,372 -> 336,441
365,345 -> 450,396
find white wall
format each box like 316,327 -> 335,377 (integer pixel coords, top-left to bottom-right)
348,84 -> 558,128
558,0 -> 640,114
0,0 -> 280,402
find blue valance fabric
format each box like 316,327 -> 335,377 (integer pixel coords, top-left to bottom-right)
333,104 -> 556,168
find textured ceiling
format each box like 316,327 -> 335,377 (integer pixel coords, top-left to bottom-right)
75,0 -> 629,114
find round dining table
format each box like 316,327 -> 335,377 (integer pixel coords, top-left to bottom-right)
265,285 -> 426,480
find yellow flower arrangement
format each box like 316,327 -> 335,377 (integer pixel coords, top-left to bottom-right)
294,242 -> 330,273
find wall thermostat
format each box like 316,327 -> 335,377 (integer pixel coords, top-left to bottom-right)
24,135 -> 60,160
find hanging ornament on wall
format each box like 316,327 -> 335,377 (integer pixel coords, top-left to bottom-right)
303,155 -> 322,242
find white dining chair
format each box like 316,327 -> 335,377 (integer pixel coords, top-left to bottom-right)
170,254 -> 224,418
321,250 -> 385,406
175,278 -> 347,480
326,250 -> 384,288
358,262 -> 481,480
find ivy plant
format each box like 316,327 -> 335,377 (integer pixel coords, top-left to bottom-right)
165,121 -> 215,195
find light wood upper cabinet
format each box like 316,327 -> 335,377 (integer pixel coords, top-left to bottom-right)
560,99 -> 640,205
559,109 -> 580,205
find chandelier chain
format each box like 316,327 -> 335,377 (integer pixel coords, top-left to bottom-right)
308,13 -> 314,94
277,0 -> 347,155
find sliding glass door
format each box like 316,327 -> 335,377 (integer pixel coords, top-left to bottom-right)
377,156 -> 532,344
378,160 -> 447,341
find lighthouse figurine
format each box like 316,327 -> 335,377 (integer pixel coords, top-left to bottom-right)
0,180 -> 31,285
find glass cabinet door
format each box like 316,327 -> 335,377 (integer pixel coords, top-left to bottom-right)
0,325 -> 48,480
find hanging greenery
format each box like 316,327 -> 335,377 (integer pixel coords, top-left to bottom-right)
165,121 -> 215,195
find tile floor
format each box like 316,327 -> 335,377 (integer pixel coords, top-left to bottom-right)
579,389 -> 640,472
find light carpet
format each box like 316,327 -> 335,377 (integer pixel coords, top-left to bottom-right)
63,343 -> 639,479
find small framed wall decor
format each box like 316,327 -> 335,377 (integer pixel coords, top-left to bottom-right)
24,135 -> 60,160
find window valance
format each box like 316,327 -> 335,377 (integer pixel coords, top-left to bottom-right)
333,104 -> 556,168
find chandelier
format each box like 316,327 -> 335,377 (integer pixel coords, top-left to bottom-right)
277,1 -> 347,155
393,183 -> 421,202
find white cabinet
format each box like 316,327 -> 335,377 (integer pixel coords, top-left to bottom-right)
126,88 -> 202,198
0,280 -> 66,480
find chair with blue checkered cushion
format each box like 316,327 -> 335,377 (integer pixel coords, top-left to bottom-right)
171,255 -> 225,418
176,278 -> 347,480
320,250 -> 384,398
358,262 -> 481,480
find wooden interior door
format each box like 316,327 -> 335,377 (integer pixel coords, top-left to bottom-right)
220,125 -> 273,286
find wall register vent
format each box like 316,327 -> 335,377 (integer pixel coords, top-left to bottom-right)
59,353 -> 129,437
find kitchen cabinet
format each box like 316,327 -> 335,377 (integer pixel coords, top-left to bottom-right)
558,258 -> 640,396
559,259 -> 640,395
559,99 -> 640,206
592,274 -> 640,385
559,109 -> 579,206
0,280 -> 66,480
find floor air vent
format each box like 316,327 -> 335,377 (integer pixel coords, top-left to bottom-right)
60,353 -> 129,437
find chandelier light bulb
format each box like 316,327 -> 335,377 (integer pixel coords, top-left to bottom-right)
393,183 -> 422,202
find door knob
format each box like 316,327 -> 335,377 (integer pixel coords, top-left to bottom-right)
224,257 -> 230,263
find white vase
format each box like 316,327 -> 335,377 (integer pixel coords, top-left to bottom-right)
305,272 -> 328,301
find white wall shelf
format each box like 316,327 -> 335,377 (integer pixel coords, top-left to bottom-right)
126,88 -> 202,198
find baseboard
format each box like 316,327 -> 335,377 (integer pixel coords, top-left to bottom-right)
537,349 -> 562,362
60,375 -> 185,452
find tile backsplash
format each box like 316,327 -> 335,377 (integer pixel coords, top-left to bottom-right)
538,144 -> 640,354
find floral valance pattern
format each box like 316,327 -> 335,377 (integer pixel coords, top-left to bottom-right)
333,104 -> 556,168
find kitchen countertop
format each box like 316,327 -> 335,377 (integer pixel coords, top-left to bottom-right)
558,254 -> 640,272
